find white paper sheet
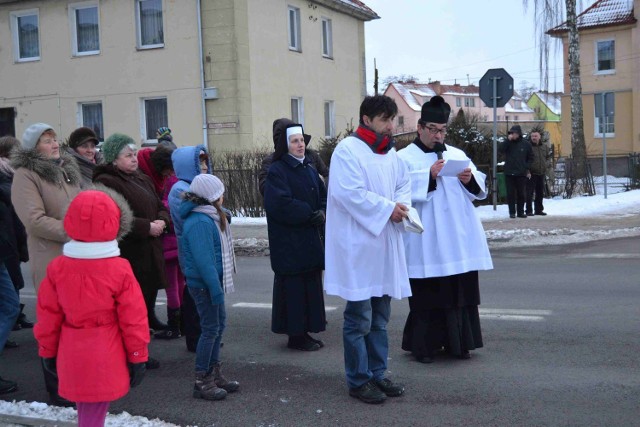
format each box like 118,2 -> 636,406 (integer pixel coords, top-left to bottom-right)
437,159 -> 470,177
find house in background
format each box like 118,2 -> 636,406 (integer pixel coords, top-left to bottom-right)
384,81 -> 535,134
548,0 -> 639,157
0,0 -> 378,151
527,91 -> 562,121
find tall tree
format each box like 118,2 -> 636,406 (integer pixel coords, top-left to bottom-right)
524,0 -> 588,183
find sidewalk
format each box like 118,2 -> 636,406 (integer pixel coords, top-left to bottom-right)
232,210 -> 640,255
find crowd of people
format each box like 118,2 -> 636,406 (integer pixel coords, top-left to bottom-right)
0,94 -> 522,425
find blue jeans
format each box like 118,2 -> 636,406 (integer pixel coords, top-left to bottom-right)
343,296 -> 391,389
0,262 -> 20,353
189,287 -> 226,373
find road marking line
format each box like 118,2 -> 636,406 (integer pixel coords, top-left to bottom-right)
480,308 -> 552,316
233,302 -> 338,311
480,314 -> 546,322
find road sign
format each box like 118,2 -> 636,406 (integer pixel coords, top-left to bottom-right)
479,68 -> 513,108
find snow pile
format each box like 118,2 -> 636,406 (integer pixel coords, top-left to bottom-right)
0,400 -> 190,427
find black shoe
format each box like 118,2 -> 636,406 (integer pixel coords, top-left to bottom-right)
509,214 -> 516,219
0,377 -> 18,394
526,211 -> 533,216
457,351 -> 471,360
49,392 -> 76,408
349,380 -> 386,404
415,355 -> 434,364
535,211 -> 547,216
374,378 -> 405,397
517,213 -> 527,218
304,333 -> 324,348
12,322 -> 21,331
287,336 -> 320,351
4,340 -> 18,349
17,305 -> 34,328
145,357 -> 160,370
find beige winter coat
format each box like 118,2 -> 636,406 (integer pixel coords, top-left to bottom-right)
11,149 -> 81,290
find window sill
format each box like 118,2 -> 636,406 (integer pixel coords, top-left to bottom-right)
322,54 -> 333,60
15,57 -> 40,63
136,44 -> 165,51
289,47 -> 302,53
594,70 -> 615,76
594,133 -> 615,138
73,51 -> 100,57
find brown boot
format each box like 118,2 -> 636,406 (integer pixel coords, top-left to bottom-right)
193,372 -> 227,400
212,362 -> 239,393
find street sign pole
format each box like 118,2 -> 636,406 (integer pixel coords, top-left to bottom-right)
601,93 -> 608,199
492,77 -> 499,210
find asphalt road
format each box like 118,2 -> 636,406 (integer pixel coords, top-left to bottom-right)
3,237 -> 639,426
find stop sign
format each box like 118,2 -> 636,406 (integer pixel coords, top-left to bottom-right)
479,68 -> 514,108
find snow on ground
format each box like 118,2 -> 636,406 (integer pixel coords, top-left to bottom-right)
0,400 -> 191,427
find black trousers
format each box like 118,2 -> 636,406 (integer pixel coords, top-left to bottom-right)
526,174 -> 545,214
505,175 -> 528,215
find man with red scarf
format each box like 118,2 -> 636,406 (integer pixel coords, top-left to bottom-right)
325,95 -> 411,404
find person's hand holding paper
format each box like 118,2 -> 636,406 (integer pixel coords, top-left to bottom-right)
436,159 -> 470,177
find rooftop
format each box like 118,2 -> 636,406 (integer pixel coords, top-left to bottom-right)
548,0 -> 636,35
314,0 -> 379,21
530,91 -> 562,116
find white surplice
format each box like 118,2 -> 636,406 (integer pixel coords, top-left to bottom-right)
397,142 -> 493,278
324,136 -> 412,301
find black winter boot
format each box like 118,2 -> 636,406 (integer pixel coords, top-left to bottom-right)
193,372 -> 227,400
212,362 -> 239,392
0,376 -> 17,394
155,308 -> 181,339
16,304 -> 34,329
148,309 -> 168,332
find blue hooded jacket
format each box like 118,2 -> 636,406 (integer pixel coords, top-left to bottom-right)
169,145 -> 208,237
179,200 -> 224,305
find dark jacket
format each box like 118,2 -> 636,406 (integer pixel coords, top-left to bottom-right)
258,118 -> 328,196
65,146 -> 103,189
499,135 -> 533,176
93,164 -> 170,292
0,170 -> 28,289
264,120 -> 326,275
529,141 -> 550,175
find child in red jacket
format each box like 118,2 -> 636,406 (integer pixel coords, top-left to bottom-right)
34,189 -> 150,426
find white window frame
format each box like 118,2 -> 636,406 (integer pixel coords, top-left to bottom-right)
69,1 -> 100,56
455,97 -> 461,107
595,39 -> 615,75
291,97 -> 304,126
324,100 -> 335,138
10,9 -> 40,62
287,6 -> 301,52
594,92 -> 615,138
464,97 -> 475,107
321,17 -> 333,58
78,101 -> 105,141
135,0 -> 164,49
141,97 -> 168,142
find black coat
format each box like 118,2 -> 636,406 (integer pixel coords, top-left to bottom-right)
0,171 -> 28,289
499,136 -> 533,176
264,153 -> 326,275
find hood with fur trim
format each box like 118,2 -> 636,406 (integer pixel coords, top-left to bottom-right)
90,183 -> 134,241
11,148 -> 81,187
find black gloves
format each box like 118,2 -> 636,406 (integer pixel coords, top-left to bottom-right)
309,210 -> 325,226
129,362 -> 146,387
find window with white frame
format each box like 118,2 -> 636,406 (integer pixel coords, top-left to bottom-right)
321,18 -> 332,58
594,92 -> 615,136
80,102 -> 104,141
143,97 -> 168,141
288,6 -> 301,51
291,97 -> 304,125
136,0 -> 164,49
324,101 -> 335,138
595,40 -> 615,73
455,97 -> 461,107
464,97 -> 475,107
10,9 -> 40,61
70,2 -> 100,56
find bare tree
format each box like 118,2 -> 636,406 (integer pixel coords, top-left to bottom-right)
524,0 -> 588,185
518,80 -> 538,102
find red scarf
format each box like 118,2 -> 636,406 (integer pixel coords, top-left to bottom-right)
353,125 -> 394,154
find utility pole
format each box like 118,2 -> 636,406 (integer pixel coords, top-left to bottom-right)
374,58 -> 379,95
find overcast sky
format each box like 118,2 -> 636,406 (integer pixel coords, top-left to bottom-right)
362,0 -> 585,95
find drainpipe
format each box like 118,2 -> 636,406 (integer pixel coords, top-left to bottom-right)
196,0 -> 209,150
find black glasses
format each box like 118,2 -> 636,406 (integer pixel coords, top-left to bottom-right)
424,126 -> 447,135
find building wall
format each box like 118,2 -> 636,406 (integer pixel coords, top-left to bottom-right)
0,0 -> 203,145
557,20 -> 638,157
527,94 -> 561,121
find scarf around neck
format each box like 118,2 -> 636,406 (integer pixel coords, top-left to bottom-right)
353,125 -> 395,154
63,240 -> 120,259
193,205 -> 236,294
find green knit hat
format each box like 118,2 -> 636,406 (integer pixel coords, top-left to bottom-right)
102,133 -> 136,164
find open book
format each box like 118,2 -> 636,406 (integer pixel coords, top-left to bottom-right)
402,206 -> 424,234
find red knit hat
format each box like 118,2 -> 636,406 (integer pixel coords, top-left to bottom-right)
64,191 -> 121,242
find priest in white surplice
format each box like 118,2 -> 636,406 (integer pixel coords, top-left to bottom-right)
397,96 -> 493,364
325,95 -> 411,404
